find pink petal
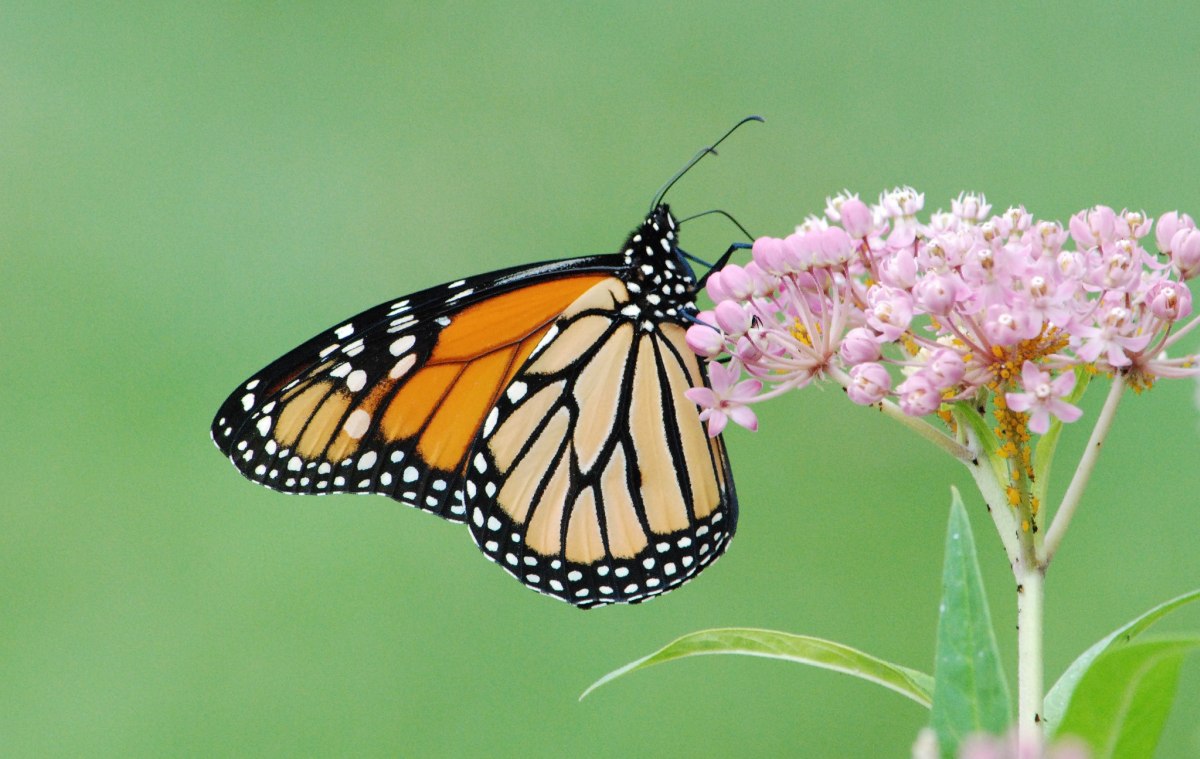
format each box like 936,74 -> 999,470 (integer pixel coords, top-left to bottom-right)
705,411 -> 729,437
1020,360 -> 1047,391
1048,399 -> 1083,424
1049,371 -> 1077,397
1005,392 -> 1034,412
729,378 -> 764,403
727,405 -> 759,432
1029,408 -> 1051,435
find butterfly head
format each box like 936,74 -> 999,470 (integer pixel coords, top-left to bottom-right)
619,204 -> 700,323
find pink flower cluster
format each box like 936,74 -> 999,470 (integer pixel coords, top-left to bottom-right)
685,189 -> 1200,435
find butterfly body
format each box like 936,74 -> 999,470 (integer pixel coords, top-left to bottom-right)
212,204 -> 737,607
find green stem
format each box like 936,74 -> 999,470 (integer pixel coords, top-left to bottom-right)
1042,374 -> 1126,565
1016,565 -> 1045,743
875,397 -> 975,464
963,453 -> 1021,570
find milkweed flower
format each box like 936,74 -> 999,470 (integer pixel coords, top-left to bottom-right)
687,191 -> 1200,440
684,360 -> 761,436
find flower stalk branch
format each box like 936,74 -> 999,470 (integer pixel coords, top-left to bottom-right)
1042,373 -> 1127,565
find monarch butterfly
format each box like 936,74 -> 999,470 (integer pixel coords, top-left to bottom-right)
211,119 -> 759,608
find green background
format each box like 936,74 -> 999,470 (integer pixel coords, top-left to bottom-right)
4,3 -> 1199,756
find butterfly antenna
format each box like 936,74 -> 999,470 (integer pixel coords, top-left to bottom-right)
649,115 -> 764,212
678,208 -> 755,242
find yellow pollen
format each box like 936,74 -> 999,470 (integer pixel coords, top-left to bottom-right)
790,320 -> 814,347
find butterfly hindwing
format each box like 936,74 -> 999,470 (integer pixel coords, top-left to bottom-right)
461,214 -> 738,607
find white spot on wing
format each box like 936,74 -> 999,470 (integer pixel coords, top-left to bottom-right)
346,369 -> 367,392
505,382 -> 527,403
390,335 -> 416,356
529,325 -> 558,358
389,354 -> 417,379
335,323 -> 355,339
357,451 -> 378,470
344,409 -> 371,439
482,407 -> 499,437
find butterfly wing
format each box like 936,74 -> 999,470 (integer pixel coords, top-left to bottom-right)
212,205 -> 739,607
211,257 -> 619,521
462,213 -> 738,607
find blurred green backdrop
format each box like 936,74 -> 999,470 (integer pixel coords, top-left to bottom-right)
4,2 -> 1199,757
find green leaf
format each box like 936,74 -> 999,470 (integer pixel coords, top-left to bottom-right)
581,627 -> 934,707
1055,637 -> 1200,759
1045,588 -> 1200,729
930,488 -> 1011,758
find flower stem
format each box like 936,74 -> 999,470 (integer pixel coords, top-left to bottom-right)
1042,374 -> 1126,565
963,453 -> 1022,569
1016,565 -> 1045,742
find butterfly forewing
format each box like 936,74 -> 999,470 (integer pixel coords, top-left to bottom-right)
212,259 -> 617,521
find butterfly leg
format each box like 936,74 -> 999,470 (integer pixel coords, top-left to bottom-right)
697,242 -> 752,288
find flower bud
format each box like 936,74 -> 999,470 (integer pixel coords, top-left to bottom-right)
840,198 -> 874,239
847,362 -> 891,405
719,264 -> 755,300
896,373 -> 942,416
839,327 -> 881,365
1169,228 -> 1200,280
751,237 -> 787,274
685,324 -> 725,357
1146,280 -> 1193,321
704,270 -> 731,303
713,300 -> 751,336
913,272 -> 961,315
1155,211 -> 1195,253
926,349 -> 965,389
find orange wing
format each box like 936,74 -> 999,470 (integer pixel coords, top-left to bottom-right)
212,260 -> 616,521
